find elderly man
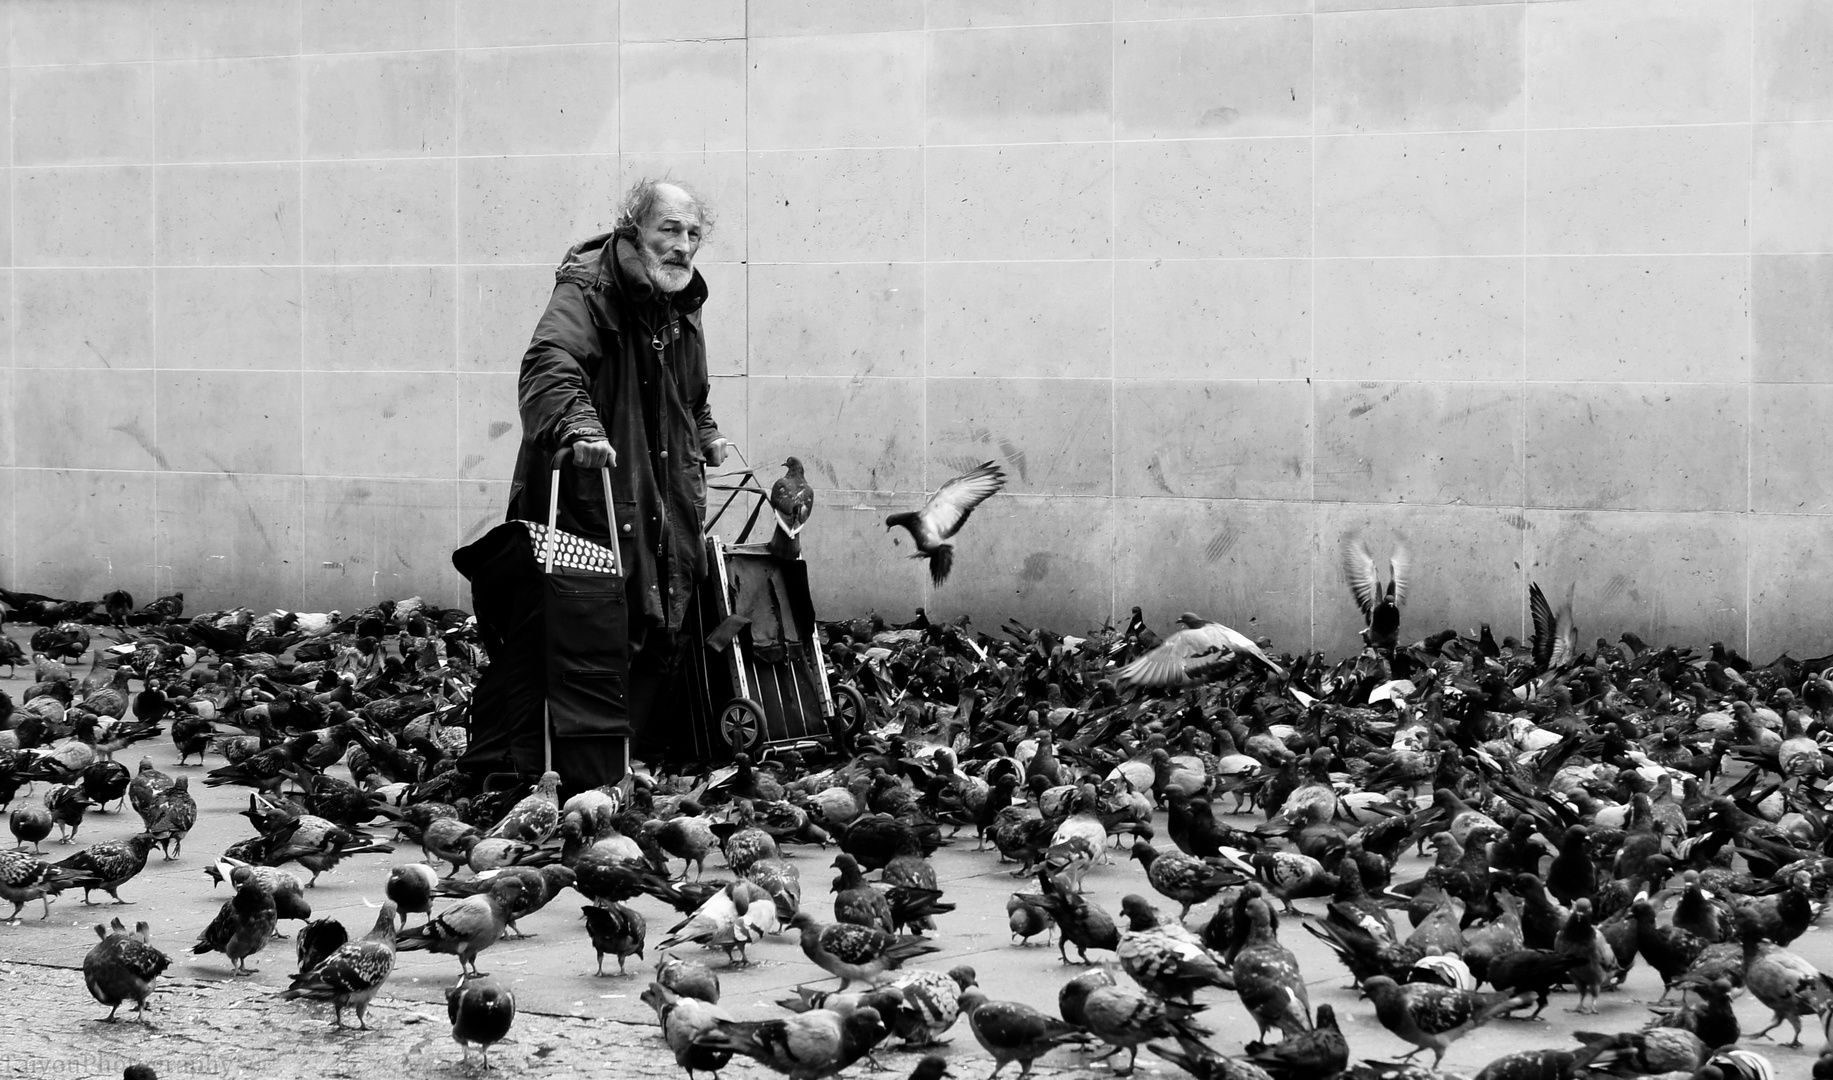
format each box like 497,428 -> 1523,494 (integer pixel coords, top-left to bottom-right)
507,178 -> 731,772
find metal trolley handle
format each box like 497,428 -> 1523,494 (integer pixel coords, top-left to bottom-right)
541,444 -> 630,782
704,443 -> 773,543
547,445 -> 626,578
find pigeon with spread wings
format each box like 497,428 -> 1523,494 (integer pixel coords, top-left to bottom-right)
1529,581 -> 1577,672
1342,535 -> 1409,652
885,462 -> 1007,586
1116,613 -> 1285,688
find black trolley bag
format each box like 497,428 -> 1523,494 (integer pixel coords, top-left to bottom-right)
452,446 -> 631,795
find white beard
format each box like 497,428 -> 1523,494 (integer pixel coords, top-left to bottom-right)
643,248 -> 693,294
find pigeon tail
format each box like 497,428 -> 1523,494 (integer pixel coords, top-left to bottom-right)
883,935 -> 945,967
767,526 -> 802,562
927,544 -> 955,587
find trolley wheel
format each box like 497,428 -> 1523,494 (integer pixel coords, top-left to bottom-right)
831,683 -> 870,734
719,698 -> 766,750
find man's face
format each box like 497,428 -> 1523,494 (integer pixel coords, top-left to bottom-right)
636,187 -> 702,295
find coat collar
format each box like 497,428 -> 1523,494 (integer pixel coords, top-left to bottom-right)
553,233 -> 710,340
552,232 -> 708,316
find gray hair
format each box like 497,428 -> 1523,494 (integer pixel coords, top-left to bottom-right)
613,177 -> 715,241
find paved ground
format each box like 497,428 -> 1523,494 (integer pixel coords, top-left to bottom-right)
3,633 -> 1831,1080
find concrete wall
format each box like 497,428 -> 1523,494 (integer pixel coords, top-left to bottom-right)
1,0 -> 1831,659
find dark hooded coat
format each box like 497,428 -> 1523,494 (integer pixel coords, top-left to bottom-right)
508,231 -> 723,635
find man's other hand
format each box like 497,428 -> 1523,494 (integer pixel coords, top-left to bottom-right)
706,438 -> 733,467
573,437 -> 616,468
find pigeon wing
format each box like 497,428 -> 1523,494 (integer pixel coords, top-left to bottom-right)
1116,625 -> 1227,688
782,1012 -> 846,1071
902,978 -> 951,1027
119,938 -> 172,980
1389,543 -> 1411,608
0,851 -> 56,889
196,899 -> 236,951
1403,983 -> 1477,1036
769,475 -> 795,517
770,476 -> 814,537
1208,622 -> 1286,678
1529,583 -> 1556,671
1553,583 -> 1577,669
431,896 -> 491,939
321,940 -> 392,992
917,463 -> 1006,543
1234,950 -> 1299,1009
974,1000 -> 1053,1050
1341,538 -> 1379,619
821,922 -> 893,965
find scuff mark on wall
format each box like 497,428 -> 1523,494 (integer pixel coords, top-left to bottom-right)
1204,523 -> 1239,564
1347,387 -> 1400,420
998,438 -> 1028,483
1146,455 -> 1174,495
109,420 -> 171,470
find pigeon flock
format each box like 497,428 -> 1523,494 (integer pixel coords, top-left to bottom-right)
4,529 -> 1833,1080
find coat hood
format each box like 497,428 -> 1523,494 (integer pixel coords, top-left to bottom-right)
554,231 -> 708,315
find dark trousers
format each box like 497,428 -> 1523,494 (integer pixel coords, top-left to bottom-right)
627,625 -> 683,763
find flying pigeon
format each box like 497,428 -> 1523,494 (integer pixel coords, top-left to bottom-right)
1342,535 -> 1408,651
1529,581 -> 1578,672
1116,614 -> 1285,688
885,461 -> 1006,586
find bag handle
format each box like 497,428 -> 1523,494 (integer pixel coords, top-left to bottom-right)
547,445 -> 626,578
